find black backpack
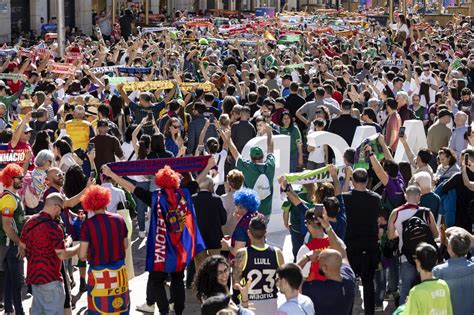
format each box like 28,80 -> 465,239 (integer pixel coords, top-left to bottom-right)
401,208 -> 437,265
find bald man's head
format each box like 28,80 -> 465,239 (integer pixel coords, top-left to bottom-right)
318,249 -> 342,276
47,167 -> 65,187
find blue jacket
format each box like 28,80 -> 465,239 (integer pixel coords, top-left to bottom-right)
433,257 -> 474,315
434,179 -> 457,227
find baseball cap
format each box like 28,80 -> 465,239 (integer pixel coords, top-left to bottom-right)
23,124 -> 33,133
250,146 -> 264,159
438,109 -> 452,119
281,74 -> 292,81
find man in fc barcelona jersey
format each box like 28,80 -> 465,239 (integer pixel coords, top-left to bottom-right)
78,185 -> 130,315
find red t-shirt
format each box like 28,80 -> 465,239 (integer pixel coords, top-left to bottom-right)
20,211 -> 65,285
8,140 -> 35,170
306,236 -> 330,281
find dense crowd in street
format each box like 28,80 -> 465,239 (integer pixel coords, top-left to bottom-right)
0,4 -> 473,315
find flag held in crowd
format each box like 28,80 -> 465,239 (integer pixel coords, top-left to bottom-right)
107,156 -> 211,176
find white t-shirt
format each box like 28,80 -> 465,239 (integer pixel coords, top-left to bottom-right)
212,150 -> 228,187
418,73 -> 437,107
277,294 -> 315,315
59,153 -> 78,173
307,128 -> 325,163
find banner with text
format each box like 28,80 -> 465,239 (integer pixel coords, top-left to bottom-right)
107,156 -> 211,176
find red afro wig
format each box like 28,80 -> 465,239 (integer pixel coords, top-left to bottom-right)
80,185 -> 111,212
155,165 -> 181,189
0,164 -> 23,187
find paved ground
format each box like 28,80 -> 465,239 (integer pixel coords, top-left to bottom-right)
20,220 -> 397,314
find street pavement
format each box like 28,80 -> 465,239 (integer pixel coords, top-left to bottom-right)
20,219 -> 396,314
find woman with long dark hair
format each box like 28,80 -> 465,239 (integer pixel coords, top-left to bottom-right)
53,139 -> 80,173
149,133 -> 174,159
164,117 -> 185,157
194,255 -> 253,314
194,255 -> 230,302
32,130 -> 51,156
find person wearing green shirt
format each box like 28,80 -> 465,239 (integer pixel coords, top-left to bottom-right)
0,82 -> 26,122
223,123 -> 275,221
402,243 -> 453,315
279,111 -> 303,172
282,184 -> 315,261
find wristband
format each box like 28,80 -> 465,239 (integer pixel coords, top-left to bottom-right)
369,152 -> 374,157
324,225 -> 333,233
283,183 -> 292,192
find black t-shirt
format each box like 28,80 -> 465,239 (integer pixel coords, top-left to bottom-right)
285,93 -> 306,118
328,114 -> 361,146
342,190 -> 381,252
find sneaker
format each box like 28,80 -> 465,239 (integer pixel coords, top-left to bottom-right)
375,305 -> 384,312
136,302 -> 155,313
139,231 -> 146,238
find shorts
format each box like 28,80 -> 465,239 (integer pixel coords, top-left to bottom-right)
31,281 -> 65,315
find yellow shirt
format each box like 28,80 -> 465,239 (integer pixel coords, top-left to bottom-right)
65,119 -> 92,151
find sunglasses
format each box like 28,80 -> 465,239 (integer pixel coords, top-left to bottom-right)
171,125 -> 180,129
55,172 -> 65,177
13,176 -> 24,180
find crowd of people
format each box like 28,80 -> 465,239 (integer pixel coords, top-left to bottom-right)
0,4 -> 473,315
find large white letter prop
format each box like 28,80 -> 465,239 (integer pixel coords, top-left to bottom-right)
394,120 -> 428,163
242,135 -> 291,233
307,131 -> 349,166
351,126 -> 377,149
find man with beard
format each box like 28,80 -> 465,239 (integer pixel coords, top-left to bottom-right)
20,193 -> 80,315
0,164 -> 27,315
43,167 -> 93,294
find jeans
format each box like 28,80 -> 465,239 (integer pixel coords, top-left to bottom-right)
290,229 -> 305,262
399,261 -> 418,304
134,181 -> 150,232
31,281 -> 65,315
290,152 -> 298,172
374,267 -> 387,306
347,249 -> 379,315
4,246 -> 24,314
388,256 -> 399,294
146,271 -> 185,315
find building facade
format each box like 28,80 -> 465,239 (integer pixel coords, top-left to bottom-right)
0,0 -> 298,43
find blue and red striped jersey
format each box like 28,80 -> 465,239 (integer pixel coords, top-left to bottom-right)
80,212 -> 128,266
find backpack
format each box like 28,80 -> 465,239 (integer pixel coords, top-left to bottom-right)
252,165 -> 271,201
434,179 -> 457,227
19,170 -> 43,209
401,208 -> 437,265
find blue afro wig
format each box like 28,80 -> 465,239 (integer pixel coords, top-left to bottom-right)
233,188 -> 261,213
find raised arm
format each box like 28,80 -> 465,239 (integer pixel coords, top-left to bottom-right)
266,123 -> 274,154
132,119 -> 146,155
11,112 -> 31,149
101,165 -> 136,193
328,164 -> 341,196
196,118 -> 211,155
222,129 -> 240,161
196,157 -> 215,184
367,143 -> 389,186
399,134 -> 416,168
278,176 -> 303,206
